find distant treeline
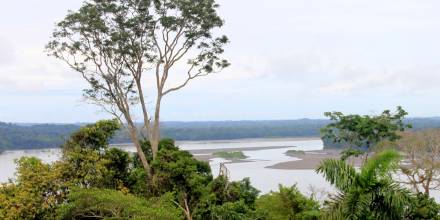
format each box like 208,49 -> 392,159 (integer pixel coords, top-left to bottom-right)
0,122 -> 80,151
1,118 -> 440,150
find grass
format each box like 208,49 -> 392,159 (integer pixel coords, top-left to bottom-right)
213,151 -> 248,159
285,149 -> 305,156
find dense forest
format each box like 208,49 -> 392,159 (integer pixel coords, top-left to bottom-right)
1,118 -> 440,150
3,119 -> 440,219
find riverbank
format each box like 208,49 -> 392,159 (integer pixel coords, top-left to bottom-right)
194,148 -> 363,170
190,145 -> 297,161
266,149 -> 362,170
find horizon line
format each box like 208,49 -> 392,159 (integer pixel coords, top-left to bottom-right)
3,116 -> 440,125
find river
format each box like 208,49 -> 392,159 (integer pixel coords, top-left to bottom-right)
1,137 -> 438,201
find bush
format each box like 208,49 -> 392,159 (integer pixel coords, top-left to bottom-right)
138,138 -> 179,163
256,185 -> 320,220
62,119 -> 120,151
103,147 -> 132,188
405,193 -> 440,220
210,200 -> 256,220
59,120 -> 129,189
0,157 -> 67,219
56,188 -> 182,220
151,144 -> 212,217
195,176 -> 259,219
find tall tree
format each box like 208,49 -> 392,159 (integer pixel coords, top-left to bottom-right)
321,106 -> 410,160
46,0 -> 229,174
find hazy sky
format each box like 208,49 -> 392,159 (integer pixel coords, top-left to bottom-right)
1,0 -> 440,123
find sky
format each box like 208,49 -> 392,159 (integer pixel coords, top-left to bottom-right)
1,0 -> 440,123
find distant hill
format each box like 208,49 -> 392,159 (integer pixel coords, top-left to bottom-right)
1,118 -> 440,150
0,122 -> 80,150
159,119 -> 328,141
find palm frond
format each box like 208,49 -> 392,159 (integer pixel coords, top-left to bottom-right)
321,192 -> 346,220
343,189 -> 372,220
373,181 -> 412,220
316,159 -> 357,192
361,149 -> 400,182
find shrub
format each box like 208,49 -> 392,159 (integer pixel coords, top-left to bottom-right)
151,144 -> 212,218
405,193 -> 440,220
195,176 -> 259,219
256,185 -> 320,220
0,157 -> 67,219
56,188 -> 182,220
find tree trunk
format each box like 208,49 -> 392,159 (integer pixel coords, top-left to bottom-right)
122,111 -> 151,175
127,125 -> 151,172
424,185 -> 430,196
183,197 -> 192,220
173,196 -> 193,220
424,175 -> 432,196
150,120 -> 160,159
151,95 -> 162,159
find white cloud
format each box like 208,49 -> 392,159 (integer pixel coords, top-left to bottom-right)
0,47 -> 84,92
208,50 -> 440,97
2,0 -> 440,121
0,37 -> 15,65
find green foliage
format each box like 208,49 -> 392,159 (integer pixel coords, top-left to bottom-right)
56,188 -> 182,220
0,157 -> 67,219
139,138 -> 179,163
126,139 -> 179,196
209,200 -> 256,220
213,177 -> 259,207
125,167 -> 150,196
321,106 -> 410,151
339,148 -> 364,161
0,120 -> 127,219
59,120 -> 129,189
151,144 -> 212,195
151,143 -> 212,216
63,119 -> 120,151
256,185 -> 320,220
137,140 -> 261,219
360,149 -> 400,181
316,149 -> 412,219
405,193 -> 440,220
46,0 -> 229,110
103,147 -> 132,187
5,119 -> 438,220
60,147 -> 112,188
213,151 -> 248,159
195,176 -> 259,220
2,120 -> 277,220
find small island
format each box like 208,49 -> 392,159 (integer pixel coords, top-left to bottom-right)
212,151 -> 248,159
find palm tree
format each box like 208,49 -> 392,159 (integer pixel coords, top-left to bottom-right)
316,150 -> 411,219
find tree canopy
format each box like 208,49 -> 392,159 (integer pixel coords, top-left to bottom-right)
321,106 -> 411,152
47,0 -> 230,175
